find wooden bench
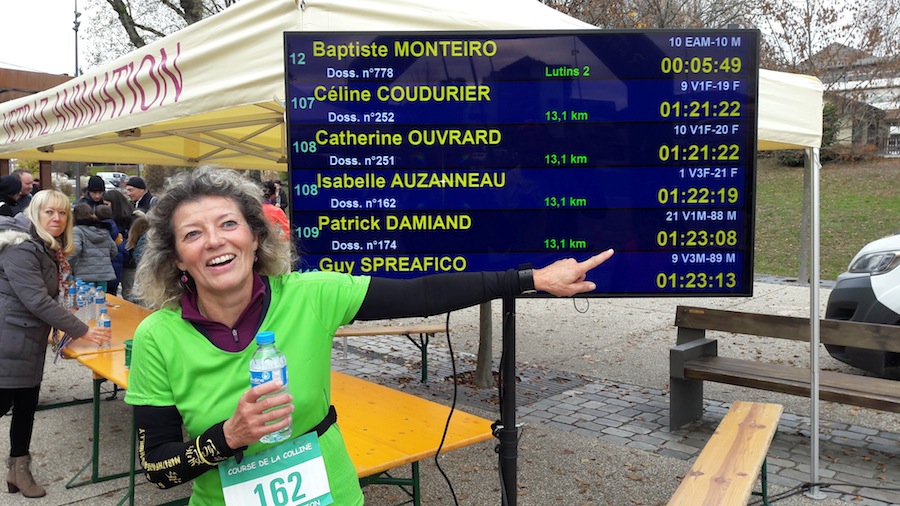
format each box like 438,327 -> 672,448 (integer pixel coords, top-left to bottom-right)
335,323 -> 447,382
670,305 -> 900,430
668,401 -> 783,506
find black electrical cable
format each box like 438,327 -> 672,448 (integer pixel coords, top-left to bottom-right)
747,482 -> 809,505
497,314 -> 508,506
749,480 -> 900,505
572,295 -> 590,314
432,311 -> 460,506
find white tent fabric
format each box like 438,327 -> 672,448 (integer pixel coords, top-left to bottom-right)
0,0 -> 822,168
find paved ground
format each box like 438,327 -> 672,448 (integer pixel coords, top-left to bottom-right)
2,277 -> 898,505
338,338 -> 900,505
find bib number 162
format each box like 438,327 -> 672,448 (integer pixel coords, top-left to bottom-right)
253,473 -> 304,506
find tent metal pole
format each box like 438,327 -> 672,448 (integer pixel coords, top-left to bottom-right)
805,147 -> 826,499
499,295 -> 518,506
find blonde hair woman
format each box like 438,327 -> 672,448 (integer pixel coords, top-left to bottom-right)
0,190 -> 110,498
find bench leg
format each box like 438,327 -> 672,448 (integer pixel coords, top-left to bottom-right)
669,377 -> 704,430
358,461 -> 421,506
66,378 -> 131,489
403,333 -> 431,383
752,459 -> 771,506
669,338 -> 716,430
412,461 -> 421,506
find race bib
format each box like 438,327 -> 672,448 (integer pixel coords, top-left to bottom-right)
219,432 -> 332,506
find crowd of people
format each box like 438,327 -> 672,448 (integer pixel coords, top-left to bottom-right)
1,166 -> 614,502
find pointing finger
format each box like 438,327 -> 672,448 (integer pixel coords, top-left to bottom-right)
580,249 -> 615,271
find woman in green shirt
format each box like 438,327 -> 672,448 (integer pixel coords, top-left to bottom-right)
124,166 -> 614,505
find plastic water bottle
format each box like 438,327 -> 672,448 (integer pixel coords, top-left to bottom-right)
94,286 -> 106,321
86,283 -> 96,323
65,285 -> 76,311
249,331 -> 292,444
75,287 -> 88,322
96,308 -> 111,348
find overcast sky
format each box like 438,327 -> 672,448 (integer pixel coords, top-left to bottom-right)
0,0 -> 89,76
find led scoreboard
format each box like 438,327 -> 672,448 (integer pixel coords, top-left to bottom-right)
283,31 -> 759,296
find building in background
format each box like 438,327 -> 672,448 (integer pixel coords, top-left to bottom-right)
812,43 -> 900,155
0,68 -> 70,104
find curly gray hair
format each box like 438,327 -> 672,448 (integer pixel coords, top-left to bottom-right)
134,166 -> 294,309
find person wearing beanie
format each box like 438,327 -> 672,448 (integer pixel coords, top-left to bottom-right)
74,175 -> 106,210
0,175 -> 22,217
125,176 -> 157,213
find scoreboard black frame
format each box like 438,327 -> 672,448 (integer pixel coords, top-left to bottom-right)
283,30 -> 760,297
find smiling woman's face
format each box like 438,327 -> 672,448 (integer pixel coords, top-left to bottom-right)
172,195 -> 258,301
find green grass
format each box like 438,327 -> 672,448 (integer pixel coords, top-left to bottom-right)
754,156 -> 900,281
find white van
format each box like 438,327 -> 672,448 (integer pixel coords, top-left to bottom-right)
825,232 -> 900,376
96,172 -> 128,189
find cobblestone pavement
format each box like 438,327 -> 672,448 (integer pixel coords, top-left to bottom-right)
335,336 -> 900,506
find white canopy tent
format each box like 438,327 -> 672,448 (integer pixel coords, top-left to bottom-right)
0,0 -> 827,494
0,0 -> 822,167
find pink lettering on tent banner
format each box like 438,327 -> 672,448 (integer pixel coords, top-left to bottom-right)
1,42 -> 184,145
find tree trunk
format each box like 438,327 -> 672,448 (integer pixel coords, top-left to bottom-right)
474,302 -> 493,388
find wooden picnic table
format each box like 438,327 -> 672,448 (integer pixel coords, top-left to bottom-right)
61,295 -> 152,358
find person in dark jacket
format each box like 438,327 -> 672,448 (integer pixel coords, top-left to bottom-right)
102,190 -> 134,236
125,176 -> 156,213
0,190 -> 111,498
103,191 -> 136,300
273,180 -> 288,212
69,203 -> 117,292
74,176 -> 106,210
9,170 -> 34,215
0,174 -> 21,217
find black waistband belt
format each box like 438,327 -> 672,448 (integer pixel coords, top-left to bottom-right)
308,405 -> 337,437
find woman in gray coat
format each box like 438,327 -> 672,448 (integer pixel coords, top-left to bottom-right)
0,190 -> 110,498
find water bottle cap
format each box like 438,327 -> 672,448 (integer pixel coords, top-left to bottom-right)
100,308 -> 107,314
255,331 -> 275,345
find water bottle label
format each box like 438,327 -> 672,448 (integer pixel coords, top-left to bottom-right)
250,365 -> 288,388
102,320 -> 111,329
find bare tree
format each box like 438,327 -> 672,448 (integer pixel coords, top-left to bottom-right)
746,0 -> 900,281
747,0 -> 899,129
546,0 -> 751,29
83,0 -> 238,68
